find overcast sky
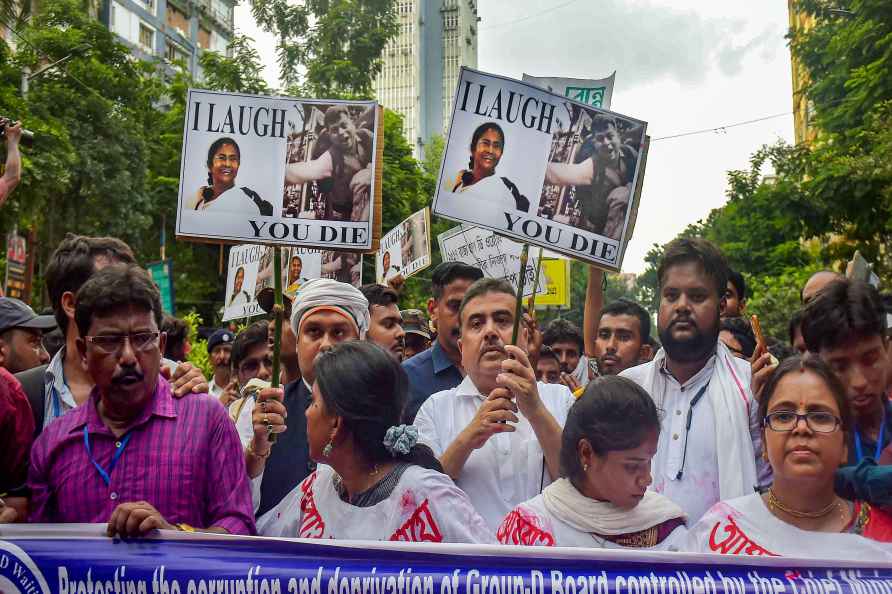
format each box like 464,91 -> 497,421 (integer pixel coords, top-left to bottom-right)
234,0 -> 794,273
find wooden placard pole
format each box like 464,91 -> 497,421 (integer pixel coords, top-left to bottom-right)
269,246 -> 284,442
510,244 -> 530,346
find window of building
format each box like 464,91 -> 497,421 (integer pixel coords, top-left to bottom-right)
165,40 -> 189,66
138,22 -> 154,51
166,4 -> 189,37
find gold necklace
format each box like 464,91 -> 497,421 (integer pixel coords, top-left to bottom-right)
767,488 -> 839,519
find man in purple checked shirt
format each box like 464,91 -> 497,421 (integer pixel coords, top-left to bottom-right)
28,264 -> 255,536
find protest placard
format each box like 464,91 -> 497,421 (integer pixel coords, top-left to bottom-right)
4,231 -> 26,300
222,244 -> 266,321
176,89 -> 383,251
526,258 -> 571,308
376,208 -> 431,283
437,225 -> 544,298
522,72 -> 615,110
432,68 -> 647,272
224,245 -> 363,321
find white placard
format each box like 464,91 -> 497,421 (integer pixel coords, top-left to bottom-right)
376,208 -> 432,283
522,72 -> 615,110
437,225 -> 545,298
432,68 -> 647,272
177,89 -> 381,250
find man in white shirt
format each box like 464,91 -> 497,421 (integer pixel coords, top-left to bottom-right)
414,278 -> 574,530
621,238 -> 761,523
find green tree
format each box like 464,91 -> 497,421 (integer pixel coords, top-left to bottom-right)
250,0 -> 397,97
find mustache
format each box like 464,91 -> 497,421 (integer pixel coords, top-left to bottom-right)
479,342 -> 507,359
112,368 -> 143,384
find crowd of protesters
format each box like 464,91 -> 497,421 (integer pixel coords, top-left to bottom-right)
1,228 -> 892,561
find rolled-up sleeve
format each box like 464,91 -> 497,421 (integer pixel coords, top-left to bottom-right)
206,407 -> 257,535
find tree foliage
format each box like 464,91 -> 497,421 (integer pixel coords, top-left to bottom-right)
250,0 -> 397,98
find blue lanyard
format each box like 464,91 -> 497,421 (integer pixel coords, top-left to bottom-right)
854,407 -> 887,462
83,426 -> 132,486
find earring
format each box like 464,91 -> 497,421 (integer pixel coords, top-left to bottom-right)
322,441 -> 333,458
583,464 -> 589,472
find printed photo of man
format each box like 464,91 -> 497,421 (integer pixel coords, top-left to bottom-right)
451,122 -> 530,213
189,137 -> 273,216
284,105 -> 375,222
543,111 -> 642,240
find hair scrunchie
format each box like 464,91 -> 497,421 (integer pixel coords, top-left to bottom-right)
383,425 -> 418,456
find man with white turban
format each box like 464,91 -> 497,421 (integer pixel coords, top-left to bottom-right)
238,279 -> 369,516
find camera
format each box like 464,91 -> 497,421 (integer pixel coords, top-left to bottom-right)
0,118 -> 34,147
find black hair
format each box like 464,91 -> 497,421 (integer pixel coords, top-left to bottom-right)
359,283 -> 399,310
788,309 -> 804,347
204,137 -> 240,198
46,233 -> 136,335
560,376 -> 660,482
458,277 -> 515,324
600,299 -> 651,341
75,264 -> 162,340
315,341 -> 443,471
728,268 -> 747,302
231,321 -> 269,372
719,316 -> 756,358
430,261 -> 484,300
206,137 -> 240,168
801,279 -> 886,353
539,345 -> 560,366
590,114 -> 618,133
542,318 -> 584,353
323,104 -> 350,127
657,237 -> 729,299
757,355 -> 852,435
160,314 -> 189,361
468,122 -> 504,169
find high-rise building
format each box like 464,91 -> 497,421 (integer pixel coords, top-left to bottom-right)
99,0 -> 235,77
373,0 -> 479,159
788,0 -> 816,145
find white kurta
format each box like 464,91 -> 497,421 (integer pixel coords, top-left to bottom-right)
229,395 -> 255,448
256,464 -> 494,543
497,494 -> 687,550
686,493 -> 892,561
195,186 -> 264,215
413,377 -> 575,531
454,174 -> 523,211
621,346 -> 761,523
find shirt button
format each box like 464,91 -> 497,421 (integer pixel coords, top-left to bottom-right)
673,434 -> 679,440
676,410 -> 682,416
110,492 -> 118,500
115,441 -> 123,448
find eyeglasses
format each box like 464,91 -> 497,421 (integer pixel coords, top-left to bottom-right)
763,411 -> 841,433
86,332 -> 160,355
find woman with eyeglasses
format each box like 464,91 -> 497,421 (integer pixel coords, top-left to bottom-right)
686,356 -> 892,560
497,376 -> 687,549
255,340 -> 493,542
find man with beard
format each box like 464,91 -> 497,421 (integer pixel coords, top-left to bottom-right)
801,279 -> 891,465
403,262 -> 483,423
27,265 -> 254,535
360,284 -> 405,361
286,105 -> 374,222
621,238 -> 760,522
413,278 -> 573,530
245,279 -> 369,516
0,298 -> 55,374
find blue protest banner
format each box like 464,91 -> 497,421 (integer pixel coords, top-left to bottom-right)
1,526 -> 890,594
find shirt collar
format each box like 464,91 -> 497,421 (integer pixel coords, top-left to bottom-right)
454,375 -> 484,399
657,348 -> 717,389
69,377 -> 177,435
432,340 -> 458,375
44,345 -> 74,405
